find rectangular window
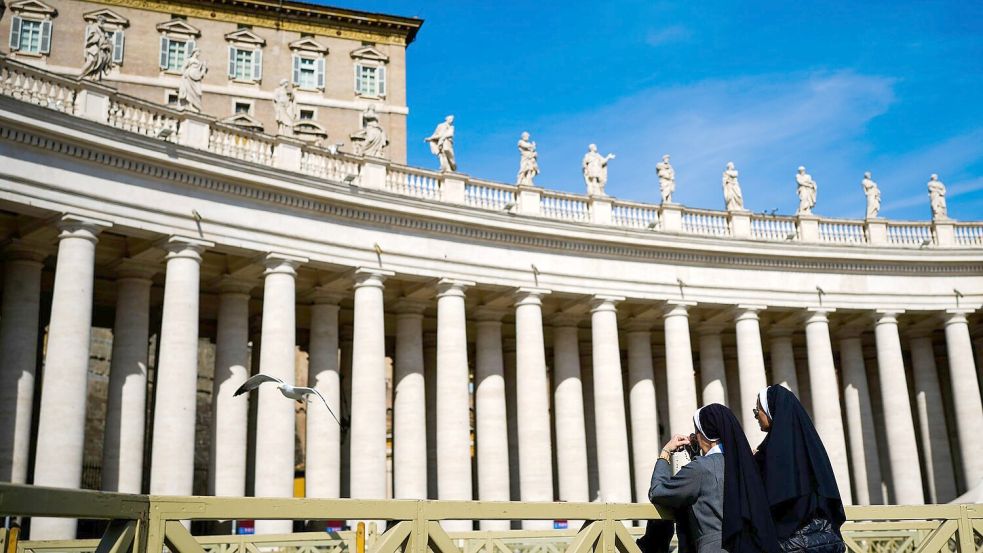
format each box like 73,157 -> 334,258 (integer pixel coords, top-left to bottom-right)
228,46 -> 262,82
109,30 -> 125,64
299,109 -> 314,120
12,18 -> 44,53
296,56 -> 317,88
159,37 -> 190,71
354,63 -> 386,97
166,92 -> 179,106
234,101 -> 251,114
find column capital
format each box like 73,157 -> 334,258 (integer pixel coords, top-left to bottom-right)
309,286 -> 345,305
158,235 -> 213,262
514,287 -> 551,306
664,300 -> 695,318
474,306 -> 509,322
734,305 -> 767,321
393,298 -> 429,315
111,258 -> 160,280
590,295 -> 625,313
353,267 -> 394,289
215,275 -> 256,296
436,278 -> 475,298
3,238 -> 53,263
875,309 -> 904,324
944,309 -> 974,326
57,213 -> 112,242
805,307 -> 835,324
262,252 -> 308,276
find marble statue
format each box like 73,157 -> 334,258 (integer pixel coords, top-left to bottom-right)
656,154 -> 675,203
351,105 -> 389,157
80,15 -> 114,80
178,48 -> 207,113
862,171 -> 881,219
928,174 -> 948,220
582,144 -> 615,196
425,115 -> 456,172
796,166 -> 817,215
516,131 -> 539,186
722,161 -> 744,211
273,79 -> 296,135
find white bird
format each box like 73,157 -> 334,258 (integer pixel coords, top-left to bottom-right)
234,374 -> 340,425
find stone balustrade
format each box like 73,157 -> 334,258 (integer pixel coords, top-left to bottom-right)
0,55 -> 978,248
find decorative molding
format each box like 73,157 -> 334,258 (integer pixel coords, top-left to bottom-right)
224,28 -> 265,47
350,46 -> 388,63
8,0 -> 56,16
82,8 -> 129,27
1,122 -> 982,278
155,18 -> 201,37
289,37 -> 328,55
220,113 -> 264,132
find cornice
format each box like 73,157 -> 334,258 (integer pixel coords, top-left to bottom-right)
1,114 -> 982,279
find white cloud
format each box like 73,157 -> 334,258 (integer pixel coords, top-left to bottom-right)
645,25 -> 690,46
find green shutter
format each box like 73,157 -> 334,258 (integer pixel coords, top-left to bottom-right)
9,16 -> 21,50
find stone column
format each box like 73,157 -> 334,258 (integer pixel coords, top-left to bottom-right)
943,311 -> 983,490
32,216 -> 109,540
209,278 -> 253,498
734,306 -> 768,446
697,324 -> 728,406
0,242 -> 47,484
803,309 -> 852,504
252,254 -> 305,534
514,288 -> 554,527
839,335 -> 883,505
909,332 -> 957,503
663,302 -> 698,435
503,337 -> 520,501
627,322 -> 660,503
436,279 -> 474,529
102,262 -> 156,493
474,308 -> 510,530
551,318 -> 589,506
768,328 -> 800,394
590,295 -> 632,503
339,326 -> 353,498
306,292 -> 343,500
349,268 -> 393,500
873,310 -> 923,504
423,332 -> 438,500
393,299 -> 428,499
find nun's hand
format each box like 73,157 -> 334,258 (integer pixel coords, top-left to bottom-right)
663,434 -> 689,453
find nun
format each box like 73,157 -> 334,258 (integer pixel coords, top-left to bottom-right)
648,403 -> 780,553
754,385 -> 846,552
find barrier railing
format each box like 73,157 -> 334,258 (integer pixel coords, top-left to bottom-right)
1,484 -> 980,553
1,55 -> 980,249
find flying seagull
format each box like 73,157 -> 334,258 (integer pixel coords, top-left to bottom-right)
234,374 -> 340,425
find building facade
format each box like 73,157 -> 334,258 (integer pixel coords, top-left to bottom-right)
0,4 -> 982,543
0,0 -> 420,161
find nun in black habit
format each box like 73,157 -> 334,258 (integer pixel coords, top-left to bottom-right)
754,385 -> 846,553
646,403 -> 781,553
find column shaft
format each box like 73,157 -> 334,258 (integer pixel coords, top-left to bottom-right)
552,324 -> 589,506
768,332 -> 800,394
514,290 -> 554,509
804,311 -> 852,504
627,328 -> 660,503
102,272 -> 153,493
423,333 -> 438,499
735,307 -> 768,446
839,336 -> 883,505
910,335 -> 957,502
697,328 -> 727,406
874,312 -> 923,504
590,296 -> 631,503
663,303 -> 698,435
0,246 -> 45,484
475,314 -> 510,530
339,327 -> 353,498
32,217 -> 108,539
393,302 -> 427,499
943,312 -> 983,490
306,300 -> 342,499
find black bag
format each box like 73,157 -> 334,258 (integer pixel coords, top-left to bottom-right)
779,518 -> 845,553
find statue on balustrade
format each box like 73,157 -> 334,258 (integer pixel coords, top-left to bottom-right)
351,105 -> 388,158
722,161 -> 744,211
80,15 -> 114,80
582,144 -> 615,196
862,171 -> 880,219
795,166 -> 817,215
927,174 -> 948,220
425,115 -> 457,172
516,131 -> 539,186
656,154 -> 675,203
178,48 -> 207,113
273,79 -> 296,136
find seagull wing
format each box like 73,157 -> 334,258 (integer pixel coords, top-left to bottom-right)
294,387 -> 341,425
233,373 -> 284,396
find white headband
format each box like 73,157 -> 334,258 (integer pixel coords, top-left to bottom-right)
758,387 -> 772,420
693,407 -> 718,441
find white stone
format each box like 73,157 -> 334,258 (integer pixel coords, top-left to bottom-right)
928,174 -> 948,220
590,296 -> 631,503
796,166 -> 818,215
393,300 -> 428,500
551,321 -> 589,507
516,132 -> 539,186
862,172 -> 881,219
839,336 -> 883,505
582,144 -> 615,196
943,311 -> 983,490
306,296 -> 343,500
627,325 -> 660,502
909,333 -> 956,502
656,154 -> 675,204
474,310 -> 510,530
734,306 -> 768,446
425,115 -> 456,172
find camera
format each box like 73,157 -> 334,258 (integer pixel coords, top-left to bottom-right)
681,433 -> 701,458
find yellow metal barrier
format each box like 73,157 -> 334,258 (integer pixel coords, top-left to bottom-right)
0,484 -> 980,553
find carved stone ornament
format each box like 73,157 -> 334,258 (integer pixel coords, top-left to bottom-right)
425,115 -> 456,172
582,143 -> 614,196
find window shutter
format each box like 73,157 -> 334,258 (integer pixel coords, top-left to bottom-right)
354,63 -> 362,94
252,49 -> 262,81
159,36 -> 169,68
378,65 -> 386,96
9,16 -> 22,50
112,31 -> 125,64
227,45 -> 236,78
316,57 -> 325,89
291,55 -> 301,85
39,20 -> 52,54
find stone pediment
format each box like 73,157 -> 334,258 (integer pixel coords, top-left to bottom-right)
155,19 -> 201,37
350,45 -> 388,63
289,37 -> 328,54
220,113 -> 264,132
9,0 -> 57,15
224,28 -> 266,47
293,121 -> 328,140
83,9 -> 129,28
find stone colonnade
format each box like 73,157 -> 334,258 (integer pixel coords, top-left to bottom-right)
0,216 -> 982,539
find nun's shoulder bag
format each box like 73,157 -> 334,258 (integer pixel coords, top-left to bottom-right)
779,517 -> 845,553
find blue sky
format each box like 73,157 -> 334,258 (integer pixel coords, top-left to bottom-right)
325,1 -> 983,220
